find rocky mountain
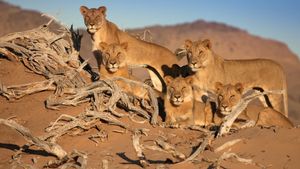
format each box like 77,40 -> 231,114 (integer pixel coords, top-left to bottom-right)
0,1 -> 299,122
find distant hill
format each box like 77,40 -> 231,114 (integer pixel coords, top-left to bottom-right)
0,1 -> 299,122
0,1 -> 46,35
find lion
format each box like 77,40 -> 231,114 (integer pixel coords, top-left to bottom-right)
214,82 -> 294,128
98,42 -> 165,104
80,6 -> 178,92
183,39 -> 288,116
163,76 -> 212,126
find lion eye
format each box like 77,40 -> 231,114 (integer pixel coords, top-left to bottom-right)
218,95 -> 223,100
230,95 -> 235,99
169,87 -> 174,92
199,51 -> 203,55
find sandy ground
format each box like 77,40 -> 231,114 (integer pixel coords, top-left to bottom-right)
1,58 -> 300,169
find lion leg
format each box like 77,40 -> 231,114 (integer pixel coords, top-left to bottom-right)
204,102 -> 213,126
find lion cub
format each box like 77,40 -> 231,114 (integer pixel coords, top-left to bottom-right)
164,76 -> 212,126
214,82 -> 294,128
98,42 -> 150,99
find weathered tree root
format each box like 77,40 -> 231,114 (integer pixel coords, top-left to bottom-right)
176,134 -> 213,165
218,89 -> 284,136
45,150 -> 88,169
0,80 -> 55,100
42,110 -> 128,143
132,129 -> 149,168
0,118 -> 67,159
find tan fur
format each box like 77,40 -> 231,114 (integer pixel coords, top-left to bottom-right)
98,42 -> 148,99
163,76 -> 211,126
80,6 -> 178,91
184,39 -> 288,116
215,82 -> 293,128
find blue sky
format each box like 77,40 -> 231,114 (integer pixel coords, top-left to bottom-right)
5,0 -> 300,57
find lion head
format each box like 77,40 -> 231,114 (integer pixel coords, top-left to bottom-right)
98,42 -> 128,73
215,82 -> 244,115
184,39 -> 213,72
164,76 -> 194,107
80,6 -> 107,34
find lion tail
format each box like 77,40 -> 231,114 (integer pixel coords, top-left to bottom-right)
142,64 -> 166,94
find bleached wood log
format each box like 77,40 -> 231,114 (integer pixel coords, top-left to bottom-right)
218,89 -> 284,136
0,118 -> 67,159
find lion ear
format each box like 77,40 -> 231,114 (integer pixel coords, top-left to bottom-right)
202,39 -> 212,49
120,42 -> 128,50
98,42 -> 108,51
80,6 -> 89,15
235,83 -> 244,94
215,82 -> 223,93
185,76 -> 194,85
98,6 -> 107,15
184,39 -> 193,50
164,76 -> 173,85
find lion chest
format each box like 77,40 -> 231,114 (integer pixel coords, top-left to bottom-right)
165,101 -> 193,119
92,29 -> 120,51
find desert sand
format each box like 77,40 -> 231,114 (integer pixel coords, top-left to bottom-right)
1,46 -> 300,169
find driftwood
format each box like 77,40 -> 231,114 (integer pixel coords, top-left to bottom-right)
176,134 -> 213,165
0,118 -> 67,159
42,110 -> 128,143
214,139 -> 243,153
0,18 -> 164,168
102,159 -> 109,169
134,29 -> 153,42
0,20 -> 82,77
144,138 -> 186,161
218,89 -> 284,136
132,129 -> 149,168
209,150 -> 254,169
0,18 -> 159,124
45,150 -> 88,169
0,80 -> 55,100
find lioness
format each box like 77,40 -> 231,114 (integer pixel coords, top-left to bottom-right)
80,6 -> 178,91
214,82 -> 293,127
98,42 -> 164,101
164,76 -> 212,126
183,39 -> 288,116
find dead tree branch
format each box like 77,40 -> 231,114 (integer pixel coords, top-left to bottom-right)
0,118 -> 67,159
132,129 -> 149,168
0,80 -> 55,100
218,89 -> 284,136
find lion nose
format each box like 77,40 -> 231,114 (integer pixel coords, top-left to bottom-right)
221,104 -> 228,109
110,60 -> 117,65
174,94 -> 181,99
191,61 -> 197,66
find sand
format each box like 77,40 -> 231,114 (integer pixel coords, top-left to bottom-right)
1,52 -> 300,169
